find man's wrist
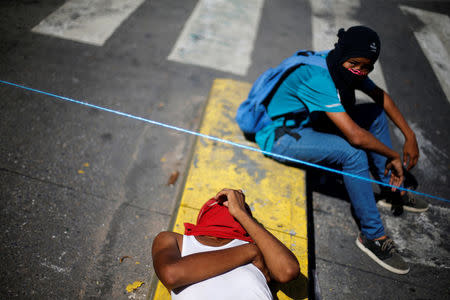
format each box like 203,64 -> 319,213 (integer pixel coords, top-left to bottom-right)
403,128 -> 415,141
389,151 -> 401,160
233,208 -> 250,222
245,243 -> 258,260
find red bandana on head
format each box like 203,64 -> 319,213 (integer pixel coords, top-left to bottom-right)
184,198 -> 254,242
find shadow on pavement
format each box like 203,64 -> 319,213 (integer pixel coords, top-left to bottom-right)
270,273 -> 308,300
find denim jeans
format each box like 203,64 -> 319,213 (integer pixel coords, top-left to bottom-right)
271,103 -> 392,239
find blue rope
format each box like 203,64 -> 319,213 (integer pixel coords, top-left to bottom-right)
1,79 -> 449,204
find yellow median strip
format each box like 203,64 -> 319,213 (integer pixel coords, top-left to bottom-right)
152,79 -> 308,299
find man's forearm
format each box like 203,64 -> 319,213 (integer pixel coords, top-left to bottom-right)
355,127 -> 400,159
382,91 -> 415,140
325,110 -> 400,159
159,243 -> 256,290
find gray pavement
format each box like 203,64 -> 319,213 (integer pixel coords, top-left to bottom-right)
1,1 -> 449,299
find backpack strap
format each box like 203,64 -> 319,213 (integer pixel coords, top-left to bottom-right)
273,110 -> 308,141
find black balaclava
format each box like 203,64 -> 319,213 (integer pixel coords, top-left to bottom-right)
326,26 -> 381,109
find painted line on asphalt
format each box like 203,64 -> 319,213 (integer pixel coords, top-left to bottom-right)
167,0 -> 264,76
152,79 -> 308,300
400,5 -> 450,104
32,0 -> 145,46
384,204 -> 450,269
393,124 -> 449,185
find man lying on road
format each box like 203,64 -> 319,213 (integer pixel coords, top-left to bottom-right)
152,188 -> 300,300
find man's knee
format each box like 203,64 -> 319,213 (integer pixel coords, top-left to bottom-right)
352,103 -> 388,130
344,149 -> 369,172
371,105 -> 388,127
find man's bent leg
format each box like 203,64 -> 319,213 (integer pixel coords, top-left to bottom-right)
271,127 -> 384,239
271,126 -> 410,274
350,103 -> 392,184
350,104 -> 428,212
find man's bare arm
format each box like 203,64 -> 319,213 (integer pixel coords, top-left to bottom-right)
215,189 -> 300,283
152,231 -> 258,291
367,86 -> 419,170
325,110 -> 404,189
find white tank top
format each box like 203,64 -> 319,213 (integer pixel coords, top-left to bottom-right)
171,235 -> 272,300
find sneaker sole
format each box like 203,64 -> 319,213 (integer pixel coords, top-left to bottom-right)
377,199 -> 429,212
355,237 -> 410,275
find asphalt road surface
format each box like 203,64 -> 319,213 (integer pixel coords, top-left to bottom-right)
1,0 -> 449,299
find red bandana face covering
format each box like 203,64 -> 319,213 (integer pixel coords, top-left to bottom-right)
347,67 -> 369,76
184,198 -> 254,242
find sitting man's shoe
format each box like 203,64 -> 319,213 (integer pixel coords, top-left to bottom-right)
377,190 -> 429,213
356,233 -> 410,274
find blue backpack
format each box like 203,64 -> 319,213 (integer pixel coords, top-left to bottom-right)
235,50 -> 330,139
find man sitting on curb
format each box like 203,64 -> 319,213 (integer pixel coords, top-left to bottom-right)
152,188 -> 300,300
236,25 -> 428,274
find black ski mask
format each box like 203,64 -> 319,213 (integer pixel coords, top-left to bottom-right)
326,26 -> 381,109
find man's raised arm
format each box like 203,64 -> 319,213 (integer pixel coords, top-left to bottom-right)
367,86 -> 419,170
215,189 -> 301,283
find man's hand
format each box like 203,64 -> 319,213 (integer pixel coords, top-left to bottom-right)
384,156 -> 404,194
403,137 -> 419,170
214,189 -> 272,281
214,188 -> 249,219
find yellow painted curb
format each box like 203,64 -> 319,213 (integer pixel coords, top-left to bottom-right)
153,79 -> 308,299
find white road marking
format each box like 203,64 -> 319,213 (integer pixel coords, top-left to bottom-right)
41,261 -> 71,274
32,0 -> 145,46
400,6 -> 450,104
167,0 -> 264,76
394,123 -> 448,184
384,204 -> 450,269
310,0 -> 388,103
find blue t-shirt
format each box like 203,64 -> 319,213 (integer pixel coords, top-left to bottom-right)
255,64 -> 376,151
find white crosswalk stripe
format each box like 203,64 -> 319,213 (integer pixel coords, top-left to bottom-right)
400,5 -> 450,104
167,0 -> 264,76
32,0 -> 145,46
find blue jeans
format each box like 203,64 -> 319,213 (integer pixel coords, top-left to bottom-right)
271,103 -> 392,239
